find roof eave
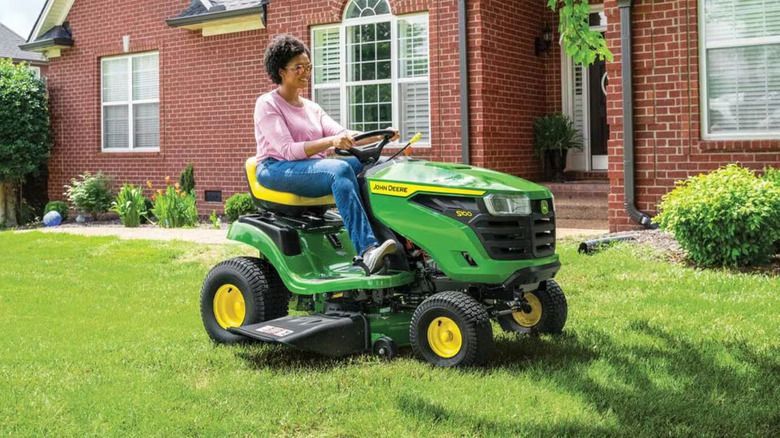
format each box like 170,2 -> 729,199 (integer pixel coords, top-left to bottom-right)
166,3 -> 268,29
10,57 -> 49,64
19,37 -> 73,53
27,0 -> 52,42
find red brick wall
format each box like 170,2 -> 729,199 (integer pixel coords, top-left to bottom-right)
45,0 -> 473,214
467,0 -> 549,181
605,0 -> 780,231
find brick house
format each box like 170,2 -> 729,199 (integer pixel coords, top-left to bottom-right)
20,0 -> 780,231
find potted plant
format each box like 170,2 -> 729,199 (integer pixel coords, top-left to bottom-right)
533,114 -> 582,182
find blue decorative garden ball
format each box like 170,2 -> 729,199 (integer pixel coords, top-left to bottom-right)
43,211 -> 62,227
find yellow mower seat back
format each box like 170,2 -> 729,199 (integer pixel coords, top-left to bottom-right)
245,157 -> 335,213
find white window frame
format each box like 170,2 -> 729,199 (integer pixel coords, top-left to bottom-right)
28,66 -> 41,79
100,51 -> 160,152
698,1 -> 780,140
311,6 -> 431,148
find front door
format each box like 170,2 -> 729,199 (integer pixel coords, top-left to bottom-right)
563,7 -> 608,172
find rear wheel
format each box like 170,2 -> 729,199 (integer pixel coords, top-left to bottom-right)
410,291 -> 493,367
498,279 -> 567,335
200,257 -> 289,344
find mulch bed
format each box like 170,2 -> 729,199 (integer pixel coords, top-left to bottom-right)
584,229 -> 780,276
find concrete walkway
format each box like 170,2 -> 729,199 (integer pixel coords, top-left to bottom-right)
17,225 -> 233,244
18,224 -> 607,244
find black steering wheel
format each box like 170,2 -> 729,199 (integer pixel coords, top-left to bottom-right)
334,129 -> 396,164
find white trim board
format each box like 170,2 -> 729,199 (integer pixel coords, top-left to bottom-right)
29,0 -> 76,42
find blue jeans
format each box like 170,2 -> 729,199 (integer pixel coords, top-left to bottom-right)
257,157 -> 379,255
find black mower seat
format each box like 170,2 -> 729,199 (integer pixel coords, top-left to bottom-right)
245,157 -> 335,208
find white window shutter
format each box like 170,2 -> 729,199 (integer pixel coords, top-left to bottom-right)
314,28 -> 341,84
399,82 -> 429,142
315,88 -> 342,124
314,27 -> 343,124
398,17 -> 429,79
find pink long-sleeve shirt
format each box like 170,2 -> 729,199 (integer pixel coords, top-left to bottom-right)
254,89 -> 346,162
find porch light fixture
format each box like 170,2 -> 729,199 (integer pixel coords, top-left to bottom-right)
534,25 -> 554,56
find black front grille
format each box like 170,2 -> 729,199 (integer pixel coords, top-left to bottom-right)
410,194 -> 556,261
471,199 -> 556,260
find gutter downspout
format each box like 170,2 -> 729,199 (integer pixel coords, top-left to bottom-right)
458,0 -> 470,165
617,0 -> 654,228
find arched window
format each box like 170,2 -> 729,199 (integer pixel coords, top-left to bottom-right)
345,0 -> 391,19
312,0 -> 430,145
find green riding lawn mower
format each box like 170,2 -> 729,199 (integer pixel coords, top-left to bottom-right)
201,130 -> 567,367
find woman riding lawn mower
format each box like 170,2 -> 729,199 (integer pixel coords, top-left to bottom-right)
201,130 -> 567,367
200,34 -> 566,367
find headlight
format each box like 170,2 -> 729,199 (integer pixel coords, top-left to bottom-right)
483,194 -> 532,216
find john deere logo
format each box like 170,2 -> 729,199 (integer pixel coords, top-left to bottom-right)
540,200 -> 549,214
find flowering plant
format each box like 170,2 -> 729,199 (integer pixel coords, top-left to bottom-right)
147,177 -> 198,228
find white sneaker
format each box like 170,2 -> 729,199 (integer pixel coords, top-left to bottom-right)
363,239 -> 397,274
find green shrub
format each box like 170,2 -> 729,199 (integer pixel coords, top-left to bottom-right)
149,179 -> 197,228
111,184 -> 146,228
763,167 -> 780,186
64,172 -> 113,220
224,193 -> 256,222
654,164 -> 780,267
179,162 -> 195,195
763,167 -> 780,254
44,201 -> 69,222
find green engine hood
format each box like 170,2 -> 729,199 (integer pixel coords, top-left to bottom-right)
367,160 -> 552,199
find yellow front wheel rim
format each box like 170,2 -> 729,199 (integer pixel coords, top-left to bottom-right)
213,284 -> 246,329
427,317 -> 463,358
512,292 -> 542,327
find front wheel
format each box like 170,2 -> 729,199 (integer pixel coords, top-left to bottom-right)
498,279 -> 567,335
200,257 -> 289,344
410,291 -> 493,367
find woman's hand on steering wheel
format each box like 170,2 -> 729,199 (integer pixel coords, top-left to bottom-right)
331,133 -> 355,150
333,129 -> 397,163
384,126 -> 400,143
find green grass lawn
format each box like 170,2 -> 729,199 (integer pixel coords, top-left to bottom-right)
1,232 -> 779,437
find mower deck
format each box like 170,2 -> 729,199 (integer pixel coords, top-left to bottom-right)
229,312 -> 370,357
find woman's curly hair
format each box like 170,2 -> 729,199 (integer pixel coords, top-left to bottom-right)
264,34 -> 311,85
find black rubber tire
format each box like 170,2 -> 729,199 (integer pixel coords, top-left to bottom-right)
200,257 -> 289,344
410,291 -> 493,367
498,279 -> 567,335
372,336 -> 398,360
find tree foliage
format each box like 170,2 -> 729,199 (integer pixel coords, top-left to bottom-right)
549,0 -> 613,66
0,58 -> 50,183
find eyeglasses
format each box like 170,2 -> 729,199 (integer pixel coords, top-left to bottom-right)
285,64 -> 313,75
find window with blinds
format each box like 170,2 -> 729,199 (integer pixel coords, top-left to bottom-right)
701,0 -> 780,138
311,2 -> 430,146
101,52 -> 160,150
314,27 -> 341,123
